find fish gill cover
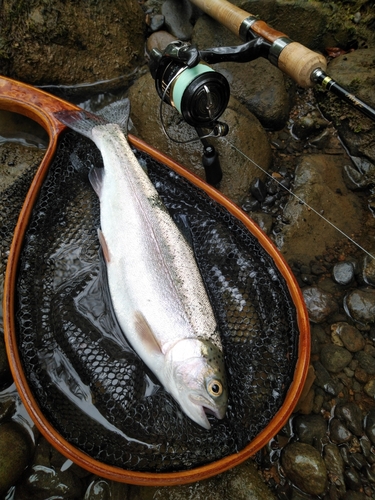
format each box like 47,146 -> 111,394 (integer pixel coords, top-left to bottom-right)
15,130 -> 298,472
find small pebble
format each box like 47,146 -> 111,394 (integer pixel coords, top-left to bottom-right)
148,13 -> 165,32
320,345 -> 352,373
364,379 -> 375,398
354,351 -> 375,375
331,322 -> 365,352
335,402 -> 363,436
250,177 -> 267,202
323,444 -> 346,496
293,414 -> 327,451
313,361 -> 342,396
344,466 -> 362,491
344,288 -> 375,324
329,418 -> 352,444
333,261 -> 355,285
303,286 -> 338,323
362,254 -> 375,286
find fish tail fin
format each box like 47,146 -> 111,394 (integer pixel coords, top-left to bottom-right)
55,109 -> 103,140
55,99 -> 131,138
96,99 -> 130,134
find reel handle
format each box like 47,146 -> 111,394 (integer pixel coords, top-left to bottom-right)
189,0 -> 327,88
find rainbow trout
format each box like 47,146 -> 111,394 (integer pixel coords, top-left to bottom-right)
55,100 -> 227,429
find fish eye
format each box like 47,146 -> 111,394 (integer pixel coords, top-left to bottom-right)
207,380 -> 223,397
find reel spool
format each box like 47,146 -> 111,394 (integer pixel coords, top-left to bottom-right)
149,41 -> 230,129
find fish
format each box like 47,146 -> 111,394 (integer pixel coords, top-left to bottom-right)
55,100 -> 228,429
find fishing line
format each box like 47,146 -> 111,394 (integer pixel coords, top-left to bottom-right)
224,138 -> 375,261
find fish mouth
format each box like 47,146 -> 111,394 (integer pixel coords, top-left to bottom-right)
188,395 -> 225,429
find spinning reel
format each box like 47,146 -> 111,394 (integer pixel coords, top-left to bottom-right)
149,37 -> 271,184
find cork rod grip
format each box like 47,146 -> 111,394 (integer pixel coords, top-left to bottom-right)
278,42 -> 327,88
189,0 -> 249,35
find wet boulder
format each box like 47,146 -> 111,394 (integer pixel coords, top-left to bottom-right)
0,422 -> 31,496
317,49 -> 375,165
281,442 -> 328,496
276,154 -> 366,265
162,0 -> 194,40
0,0 -> 145,86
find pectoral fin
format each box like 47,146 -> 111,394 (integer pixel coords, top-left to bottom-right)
98,229 -> 111,263
89,167 -> 104,197
134,311 -> 162,356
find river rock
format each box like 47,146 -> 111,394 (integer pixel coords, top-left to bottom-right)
24,464 -> 83,499
345,288 -> 375,325
276,154 -> 365,265
344,467 -> 363,491
0,335 -> 10,385
192,16 -> 291,130
146,30 -> 177,53
216,58 -> 290,130
302,286 -> 338,323
362,254 -> 375,286
364,379 -> 375,398
293,414 -> 327,452
291,111 -> 328,140
84,478 -> 129,499
317,49 -> 375,164
365,409 -> 375,445
329,418 -> 352,444
331,322 -> 365,353
84,479 -> 111,500
129,460 -> 275,500
354,351 -> 375,375
335,402 -> 363,436
128,72 -> 272,204
0,422 -> 31,496
225,460 -> 277,500
342,492 -> 370,500
323,444 -> 346,497
281,442 -> 328,496
333,261 -> 355,286
313,361 -> 342,396
1,0 -> 145,86
162,0 -> 193,40
320,345 -> 352,373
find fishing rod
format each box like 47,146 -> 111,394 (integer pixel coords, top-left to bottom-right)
147,3 -> 375,260
187,0 -> 375,122
148,0 -> 374,182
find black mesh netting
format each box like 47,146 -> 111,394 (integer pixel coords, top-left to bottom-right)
15,130 -> 299,472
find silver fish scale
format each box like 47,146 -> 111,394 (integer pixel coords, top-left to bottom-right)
93,123 -> 220,352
